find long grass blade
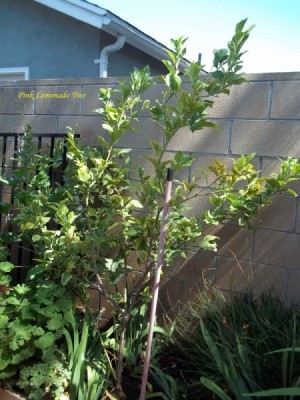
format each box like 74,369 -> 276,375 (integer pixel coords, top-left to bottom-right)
200,377 -> 232,400
245,387 -> 300,397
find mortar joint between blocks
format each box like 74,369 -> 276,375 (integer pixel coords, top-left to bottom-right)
267,81 -> 274,120
292,197 -> 299,233
228,119 -> 233,154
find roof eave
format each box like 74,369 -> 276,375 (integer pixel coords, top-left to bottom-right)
103,14 -> 189,70
33,0 -> 189,69
33,0 -> 111,28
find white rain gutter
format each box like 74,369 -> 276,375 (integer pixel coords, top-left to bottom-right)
103,14 -> 189,70
94,34 -> 126,78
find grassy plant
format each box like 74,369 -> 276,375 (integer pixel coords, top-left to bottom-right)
199,321 -> 257,400
245,315 -> 300,399
164,287 -> 300,399
63,312 -> 111,400
146,366 -> 182,400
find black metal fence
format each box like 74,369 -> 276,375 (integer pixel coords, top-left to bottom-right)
0,133 -> 79,282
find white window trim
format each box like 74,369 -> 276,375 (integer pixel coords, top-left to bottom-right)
0,67 -> 29,80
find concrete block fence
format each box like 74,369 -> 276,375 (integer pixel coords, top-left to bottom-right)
1,72 -> 300,315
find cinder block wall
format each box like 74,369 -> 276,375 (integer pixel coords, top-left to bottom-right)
1,72 -> 300,313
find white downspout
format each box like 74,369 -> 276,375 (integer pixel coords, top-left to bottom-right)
94,34 -> 126,77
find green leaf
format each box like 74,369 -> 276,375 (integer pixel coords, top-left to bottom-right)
14,284 -> 30,295
200,235 -> 219,251
162,59 -> 174,72
201,377 -> 232,400
105,258 -> 132,284
150,140 -> 162,156
213,48 -> 228,68
145,392 -> 169,399
40,216 -> 51,226
211,70 -> 225,79
102,123 -> 114,133
116,148 -> 132,155
129,199 -> 144,209
151,105 -> 164,120
32,234 -> 41,242
187,62 -> 201,80
286,188 -> 297,197
33,332 -> 55,350
78,165 -> 91,183
21,222 -> 35,230
0,315 -> 9,329
61,272 -> 72,286
174,151 -> 194,168
245,388 -> 300,397
142,99 -> 150,109
267,347 -> 300,355
46,313 -> 63,331
235,18 -> 248,33
0,262 -> 14,273
165,73 -> 181,92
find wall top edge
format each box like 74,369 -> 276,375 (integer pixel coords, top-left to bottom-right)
244,71 -> 300,81
0,71 -> 299,88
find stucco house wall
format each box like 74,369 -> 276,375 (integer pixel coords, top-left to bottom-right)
0,0 -> 167,79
